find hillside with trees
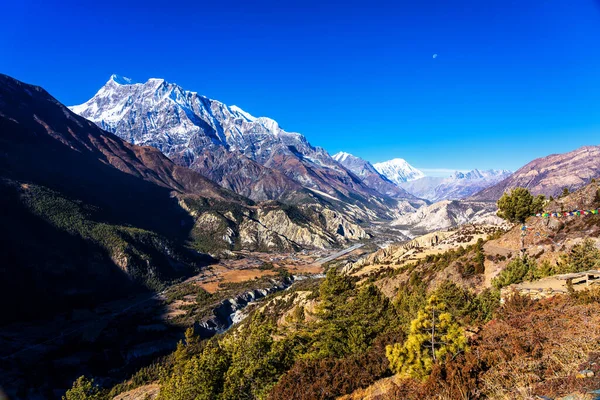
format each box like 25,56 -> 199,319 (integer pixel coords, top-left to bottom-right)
59,181 -> 600,399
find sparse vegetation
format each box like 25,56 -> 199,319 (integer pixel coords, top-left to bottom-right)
558,238 -> 600,273
21,184 -> 201,291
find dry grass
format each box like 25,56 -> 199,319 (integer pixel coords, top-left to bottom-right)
197,268 -> 278,293
479,296 -> 600,398
113,383 -> 160,400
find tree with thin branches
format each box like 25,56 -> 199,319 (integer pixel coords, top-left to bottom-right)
386,295 -> 467,380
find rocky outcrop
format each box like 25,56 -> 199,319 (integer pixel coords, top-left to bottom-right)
472,145 -> 600,201
393,200 -> 504,236
183,147 -> 307,202
179,196 -> 368,253
196,277 -> 297,336
113,384 -> 160,400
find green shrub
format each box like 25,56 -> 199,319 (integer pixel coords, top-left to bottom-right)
63,376 -> 103,400
558,239 -> 600,273
492,257 -> 537,289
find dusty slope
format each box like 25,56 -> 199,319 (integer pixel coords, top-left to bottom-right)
472,145 -> 600,201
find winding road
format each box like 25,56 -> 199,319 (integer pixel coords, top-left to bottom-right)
315,243 -> 365,265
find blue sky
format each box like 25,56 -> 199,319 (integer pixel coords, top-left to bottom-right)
2,0 -> 600,176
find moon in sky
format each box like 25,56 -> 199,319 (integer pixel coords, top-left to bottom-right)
433,54 -> 438,59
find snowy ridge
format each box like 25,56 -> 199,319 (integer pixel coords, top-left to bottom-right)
333,151 -> 353,164
331,151 -> 424,202
373,158 -> 425,185
69,75 -> 310,163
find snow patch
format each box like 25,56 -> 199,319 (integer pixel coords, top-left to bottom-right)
307,188 -> 343,202
332,151 -> 353,163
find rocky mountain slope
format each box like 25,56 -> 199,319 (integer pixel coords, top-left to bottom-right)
400,169 -> 512,202
332,152 -> 422,201
393,200 -> 504,236
373,158 -> 425,185
471,145 -> 600,200
0,74 -> 366,323
70,76 -> 399,218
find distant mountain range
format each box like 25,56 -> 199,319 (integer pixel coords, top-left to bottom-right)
332,151 -> 510,203
332,152 -> 421,201
66,75 -> 600,232
400,169 -> 512,202
3,71 -> 600,323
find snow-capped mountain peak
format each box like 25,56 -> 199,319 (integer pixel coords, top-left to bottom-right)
455,169 -> 512,180
332,151 -> 353,163
229,105 -> 256,122
109,74 -> 134,85
331,151 -> 423,202
373,158 -> 425,185
71,76 -> 300,146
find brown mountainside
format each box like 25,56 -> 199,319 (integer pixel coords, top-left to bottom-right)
472,145 -> 600,200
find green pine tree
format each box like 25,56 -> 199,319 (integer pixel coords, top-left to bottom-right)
386,295 -> 467,380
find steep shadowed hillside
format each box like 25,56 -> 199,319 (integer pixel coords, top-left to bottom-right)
0,74 -> 366,324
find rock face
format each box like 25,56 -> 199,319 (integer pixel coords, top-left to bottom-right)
332,152 -> 422,202
69,76 -> 397,218
197,276 -> 297,336
400,169 -> 512,202
373,158 -> 425,185
393,200 -> 504,236
471,146 -> 600,200
179,197 -> 368,253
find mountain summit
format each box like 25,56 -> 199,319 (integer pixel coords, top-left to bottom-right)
373,158 -> 425,185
